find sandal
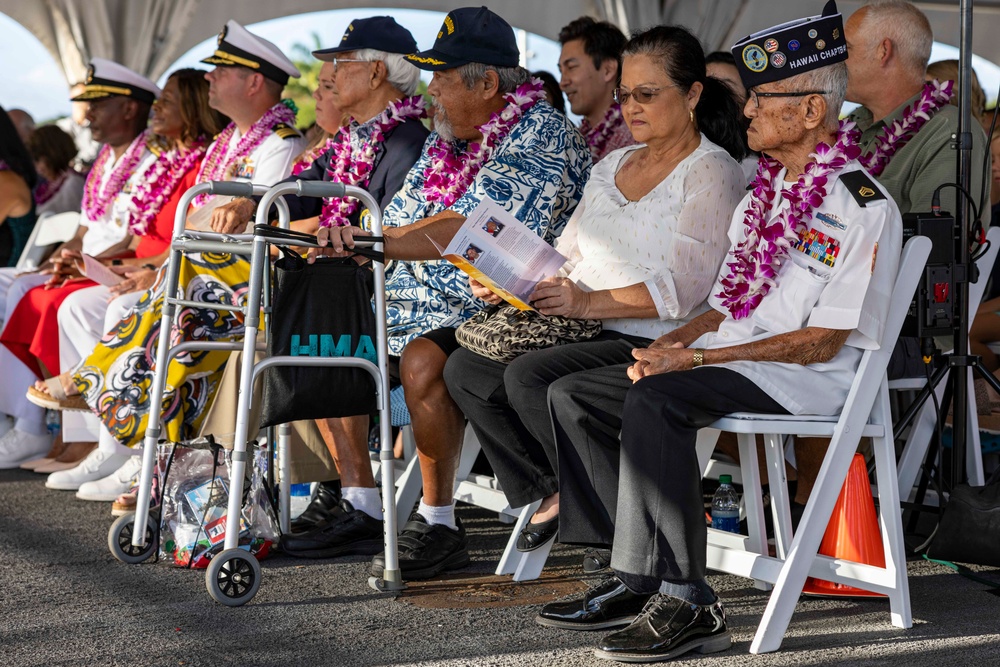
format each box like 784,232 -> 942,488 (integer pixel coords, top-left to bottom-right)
25,376 -> 89,412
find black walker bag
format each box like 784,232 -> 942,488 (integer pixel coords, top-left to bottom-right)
925,467 -> 1000,567
258,230 -> 382,428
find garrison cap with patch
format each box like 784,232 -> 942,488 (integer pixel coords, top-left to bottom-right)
201,20 -> 301,85
731,0 -> 847,90
405,6 -> 519,71
312,16 -> 418,60
71,58 -> 161,105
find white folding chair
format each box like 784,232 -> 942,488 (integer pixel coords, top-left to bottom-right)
15,210 -> 80,270
701,236 -> 930,654
893,225 -> 1000,497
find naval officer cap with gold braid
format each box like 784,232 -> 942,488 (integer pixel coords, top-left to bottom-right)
405,6 -> 519,71
71,58 -> 161,104
731,0 -> 847,90
201,19 -> 301,85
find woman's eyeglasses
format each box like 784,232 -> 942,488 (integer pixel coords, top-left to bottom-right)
612,84 -> 679,105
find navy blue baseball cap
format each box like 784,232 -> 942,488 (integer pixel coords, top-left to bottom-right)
406,6 -> 520,71
313,17 -> 418,59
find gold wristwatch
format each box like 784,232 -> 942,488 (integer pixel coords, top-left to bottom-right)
692,348 -> 705,368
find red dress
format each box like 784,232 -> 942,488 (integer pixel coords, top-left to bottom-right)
1,165 -> 200,378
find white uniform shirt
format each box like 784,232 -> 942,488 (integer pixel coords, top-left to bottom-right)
80,148 -> 155,256
691,159 -> 903,415
557,137 -> 744,340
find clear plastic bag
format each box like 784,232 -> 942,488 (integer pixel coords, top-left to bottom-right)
158,438 -> 279,568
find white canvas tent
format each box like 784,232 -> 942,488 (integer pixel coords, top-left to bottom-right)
1,0 -> 998,84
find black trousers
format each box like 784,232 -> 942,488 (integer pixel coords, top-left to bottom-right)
603,367 -> 787,584
442,332 -> 649,509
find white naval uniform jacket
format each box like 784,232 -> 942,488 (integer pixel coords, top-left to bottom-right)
209,126 -> 305,192
690,158 -> 903,415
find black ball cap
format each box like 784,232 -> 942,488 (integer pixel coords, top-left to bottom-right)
406,6 -> 520,71
313,16 -> 418,59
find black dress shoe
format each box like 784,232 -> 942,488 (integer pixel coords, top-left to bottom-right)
370,513 -> 470,580
595,594 -> 731,662
289,481 -> 342,534
516,515 -> 558,552
583,548 -> 612,574
281,499 -> 382,558
536,576 -> 653,631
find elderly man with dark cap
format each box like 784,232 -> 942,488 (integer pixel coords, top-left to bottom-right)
536,2 -> 902,661
311,6 -> 590,580
203,16 -> 431,537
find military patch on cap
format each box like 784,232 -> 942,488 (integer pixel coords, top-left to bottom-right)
743,44 -> 768,73
314,16 -> 418,60
732,0 -> 847,90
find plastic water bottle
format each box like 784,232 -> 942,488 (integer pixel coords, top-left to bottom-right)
45,409 -> 60,438
711,474 -> 741,533
289,482 -> 313,519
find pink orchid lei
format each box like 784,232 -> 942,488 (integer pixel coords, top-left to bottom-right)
192,101 -> 297,206
580,103 -> 624,157
319,95 -> 426,227
861,79 -> 954,177
291,139 -> 333,176
422,78 -> 546,209
81,130 -> 150,220
126,141 -> 207,235
717,120 -> 862,319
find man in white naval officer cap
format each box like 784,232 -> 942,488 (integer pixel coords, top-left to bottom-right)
0,58 -> 160,472
197,19 -> 306,197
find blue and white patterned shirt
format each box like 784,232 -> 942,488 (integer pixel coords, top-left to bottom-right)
378,101 -> 591,355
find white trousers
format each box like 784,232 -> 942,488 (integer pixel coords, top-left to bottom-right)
58,285 -> 143,452
0,270 -> 57,435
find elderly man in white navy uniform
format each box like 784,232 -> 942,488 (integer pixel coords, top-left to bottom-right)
538,2 -> 903,662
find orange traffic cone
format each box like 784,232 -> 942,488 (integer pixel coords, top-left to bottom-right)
802,453 -> 886,597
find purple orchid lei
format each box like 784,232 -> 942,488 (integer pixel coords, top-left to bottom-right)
422,78 -> 546,209
193,101 -> 297,207
581,103 -> 624,157
717,120 -> 862,319
861,79 -> 954,178
126,141 -> 207,235
318,95 -> 426,228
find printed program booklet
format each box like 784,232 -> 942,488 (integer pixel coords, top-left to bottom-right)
429,197 -> 565,310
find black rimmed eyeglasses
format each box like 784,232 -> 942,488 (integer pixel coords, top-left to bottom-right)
749,89 -> 829,108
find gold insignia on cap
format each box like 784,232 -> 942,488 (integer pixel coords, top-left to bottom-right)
217,25 -> 228,46
406,54 -> 446,66
85,64 -> 94,84
859,186 -> 875,198
444,16 -> 455,35
833,28 -> 841,40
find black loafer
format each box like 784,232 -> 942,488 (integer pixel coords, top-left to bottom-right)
289,481 -> 342,534
536,576 -> 653,631
516,515 -> 558,552
370,513 -> 470,580
281,499 -> 382,558
595,594 -> 731,662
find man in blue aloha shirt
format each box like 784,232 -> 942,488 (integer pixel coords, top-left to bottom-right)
292,6 -> 590,580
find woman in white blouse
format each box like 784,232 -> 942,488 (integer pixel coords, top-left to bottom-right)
443,25 -> 748,555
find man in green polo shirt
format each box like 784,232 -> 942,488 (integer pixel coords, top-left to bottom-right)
791,0 -> 990,512
845,0 -> 989,222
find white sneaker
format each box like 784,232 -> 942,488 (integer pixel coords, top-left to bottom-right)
76,455 -> 141,501
45,449 -> 130,491
0,428 -> 51,469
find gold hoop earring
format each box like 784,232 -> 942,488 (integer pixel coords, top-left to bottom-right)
689,109 -> 695,124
